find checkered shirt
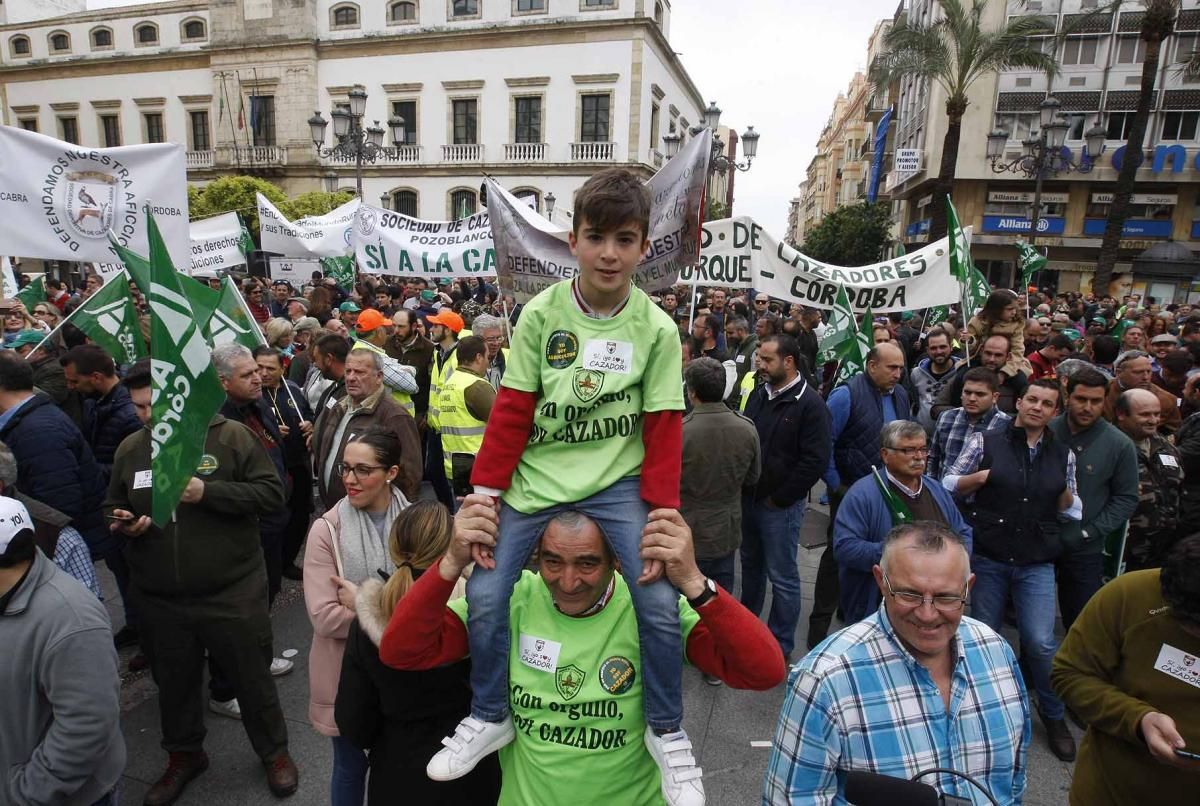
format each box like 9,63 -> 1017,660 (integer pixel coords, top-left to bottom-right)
53,526 -> 101,599
928,406 -> 1011,481
763,608 -> 1030,805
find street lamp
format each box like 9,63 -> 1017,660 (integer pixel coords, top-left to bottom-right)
380,192 -> 390,211
544,192 -> 556,218
309,84 -> 410,198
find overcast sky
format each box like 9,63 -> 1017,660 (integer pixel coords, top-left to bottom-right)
85,0 -> 900,235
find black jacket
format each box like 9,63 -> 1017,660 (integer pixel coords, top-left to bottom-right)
84,383 -> 141,485
743,376 -> 831,507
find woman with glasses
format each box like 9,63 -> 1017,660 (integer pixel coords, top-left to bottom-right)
31,303 -> 61,331
303,427 -> 411,806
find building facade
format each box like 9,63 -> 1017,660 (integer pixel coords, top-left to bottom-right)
0,0 -> 705,227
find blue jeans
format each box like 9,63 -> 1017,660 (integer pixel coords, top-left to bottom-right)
466,477 -> 683,731
331,735 -> 368,806
969,554 -> 1064,720
739,496 -> 805,656
696,552 -> 736,597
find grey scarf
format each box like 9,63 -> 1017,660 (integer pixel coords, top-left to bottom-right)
335,486 -> 409,584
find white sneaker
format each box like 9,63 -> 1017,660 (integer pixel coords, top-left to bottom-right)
270,657 -> 293,677
644,726 -> 705,806
209,698 -> 242,720
426,716 -> 516,781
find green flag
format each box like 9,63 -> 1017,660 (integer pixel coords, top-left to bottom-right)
1015,240 -> 1047,287
208,276 -> 266,349
15,275 -> 46,311
832,307 -> 873,388
180,275 -> 220,328
121,214 -> 226,526
237,215 -> 255,258
108,241 -> 152,296
65,272 -> 146,365
872,466 -> 914,526
926,305 -> 951,327
816,285 -> 855,365
946,197 -> 990,317
320,255 -> 355,291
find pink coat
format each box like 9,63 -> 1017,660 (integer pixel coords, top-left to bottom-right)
303,505 -> 356,737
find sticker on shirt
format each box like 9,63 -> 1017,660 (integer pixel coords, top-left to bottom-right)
1159,453 -> 1180,469
1153,643 -> 1200,689
518,633 -> 562,674
735,354 -> 745,363
556,664 -> 585,700
133,470 -> 152,489
572,368 -> 605,403
545,330 -> 579,369
581,339 -> 633,375
598,655 -> 636,695
196,454 -> 219,476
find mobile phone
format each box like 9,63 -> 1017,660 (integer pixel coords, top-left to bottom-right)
105,513 -> 135,522
1174,748 -> 1200,761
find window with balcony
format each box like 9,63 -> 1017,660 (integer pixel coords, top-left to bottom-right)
331,3 -> 360,28
1162,110 -> 1199,141
451,0 -> 479,18
1107,111 -> 1136,140
389,1 -> 417,23
453,98 -> 478,144
91,27 -> 113,50
1062,37 -> 1097,65
100,114 -> 121,147
250,95 -> 276,146
48,31 -> 70,53
1116,36 -> 1145,64
143,113 -> 164,143
391,100 -> 418,143
135,23 -> 159,45
190,110 -> 210,151
514,96 -> 542,143
580,93 -> 610,142
392,189 -> 418,217
450,188 -> 478,219
59,117 -> 79,144
181,19 -> 206,41
9,36 -> 30,57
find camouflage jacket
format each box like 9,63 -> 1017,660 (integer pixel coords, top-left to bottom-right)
1124,434 -> 1184,570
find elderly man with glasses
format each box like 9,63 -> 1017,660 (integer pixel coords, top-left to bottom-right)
1103,349 -> 1182,435
764,521 -> 1030,805
832,421 -> 972,626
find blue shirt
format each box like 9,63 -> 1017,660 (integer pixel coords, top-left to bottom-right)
763,607 -> 1030,805
823,385 -> 900,490
0,394 -> 35,432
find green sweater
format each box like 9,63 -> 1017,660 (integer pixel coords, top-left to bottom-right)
1052,569 -> 1200,805
1048,415 -> 1139,555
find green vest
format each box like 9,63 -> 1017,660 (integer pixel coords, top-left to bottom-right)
738,370 -> 757,412
438,369 -> 488,475
351,340 -> 415,416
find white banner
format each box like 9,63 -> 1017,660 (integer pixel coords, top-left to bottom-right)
486,128 -> 710,302
1,257 -> 17,299
189,212 -> 246,276
0,125 -> 189,270
681,216 -> 959,314
270,257 -> 322,285
354,206 -> 495,277
258,193 -> 360,258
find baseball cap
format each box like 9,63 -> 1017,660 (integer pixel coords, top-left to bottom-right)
287,297 -> 310,310
420,289 -> 437,302
339,301 -> 362,313
1151,333 -> 1178,344
355,309 -> 393,333
427,310 -> 465,333
0,497 -> 33,555
5,330 -> 45,350
292,316 -> 321,334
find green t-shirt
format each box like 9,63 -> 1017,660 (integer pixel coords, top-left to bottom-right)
450,572 -> 701,806
500,280 -> 684,513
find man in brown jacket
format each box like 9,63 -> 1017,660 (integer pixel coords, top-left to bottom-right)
312,349 -> 421,507
1103,350 -> 1181,435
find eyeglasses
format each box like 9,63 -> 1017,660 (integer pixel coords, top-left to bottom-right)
335,462 -> 385,479
882,573 -> 968,612
883,446 -> 930,457
755,300 -> 769,305
483,336 -> 504,344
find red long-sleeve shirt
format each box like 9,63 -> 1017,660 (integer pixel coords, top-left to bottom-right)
379,558 -> 786,691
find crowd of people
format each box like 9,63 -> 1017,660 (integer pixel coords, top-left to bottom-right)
2,168 -> 1199,806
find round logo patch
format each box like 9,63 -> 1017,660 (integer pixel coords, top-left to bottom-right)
196,454 -> 220,476
356,206 -> 378,237
545,329 -> 579,369
598,655 -> 636,696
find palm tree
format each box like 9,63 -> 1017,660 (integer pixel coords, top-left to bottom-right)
870,0 -> 1057,243
1092,1 -> 1178,297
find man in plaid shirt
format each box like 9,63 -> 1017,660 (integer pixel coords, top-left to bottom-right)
763,522 -> 1029,805
928,367 -> 1011,481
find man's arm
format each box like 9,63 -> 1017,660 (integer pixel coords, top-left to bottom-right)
378,559 -> 469,669
831,483 -> 884,572
927,411 -> 949,480
822,386 -> 851,491
384,408 -> 423,502
743,423 -> 762,489
773,397 -> 831,507
380,356 -> 419,394
762,669 -> 841,806
942,432 -> 987,496
1083,436 -> 1139,541
199,427 -> 286,515
930,371 -> 963,423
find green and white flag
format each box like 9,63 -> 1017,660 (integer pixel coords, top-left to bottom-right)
320,255 -> 355,292
1016,240 -> 1047,287
16,274 -> 46,312
946,197 -> 990,317
816,284 -> 856,365
209,276 -> 266,349
238,214 -> 255,258
64,271 -> 146,364
832,307 -> 873,388
112,213 -> 225,526
926,305 -> 951,327
872,466 -> 914,527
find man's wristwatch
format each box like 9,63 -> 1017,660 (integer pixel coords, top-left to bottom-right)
687,577 -> 718,609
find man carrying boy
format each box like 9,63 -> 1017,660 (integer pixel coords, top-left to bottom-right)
430,169 -> 703,805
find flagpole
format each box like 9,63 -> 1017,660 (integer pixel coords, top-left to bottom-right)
23,269 -> 133,359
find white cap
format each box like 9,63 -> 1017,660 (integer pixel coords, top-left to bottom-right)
0,497 -> 33,555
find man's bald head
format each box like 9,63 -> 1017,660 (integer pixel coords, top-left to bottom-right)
866,341 -> 905,393
1116,387 -> 1162,441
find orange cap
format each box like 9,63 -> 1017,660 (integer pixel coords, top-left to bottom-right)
426,310 -> 465,333
355,308 -> 394,333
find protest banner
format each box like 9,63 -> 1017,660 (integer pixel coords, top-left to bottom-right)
353,204 -> 495,278
683,216 -> 960,314
0,125 -> 189,269
271,256 -> 324,286
189,212 -> 249,276
258,193 -> 359,258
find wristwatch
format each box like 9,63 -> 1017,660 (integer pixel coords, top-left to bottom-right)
687,577 -> 718,609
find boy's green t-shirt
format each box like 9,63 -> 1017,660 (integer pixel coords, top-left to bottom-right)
500,280 -> 684,513
449,572 -> 701,806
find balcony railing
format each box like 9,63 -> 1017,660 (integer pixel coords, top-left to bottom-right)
227,145 -> 287,166
186,150 -> 214,169
322,145 -> 423,165
571,141 -> 615,161
503,142 -> 546,161
442,143 -> 484,162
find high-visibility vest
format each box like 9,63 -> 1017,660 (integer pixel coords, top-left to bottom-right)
437,369 -> 489,476
427,342 -> 459,431
351,340 -> 415,416
738,370 -> 757,412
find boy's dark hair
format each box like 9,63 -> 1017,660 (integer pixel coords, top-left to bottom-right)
457,335 -> 487,365
962,366 -> 999,392
122,358 -> 152,391
0,353 -> 34,392
683,357 -> 727,403
314,334 -> 350,363
1162,348 -> 1193,376
1066,366 -> 1109,395
1047,333 -> 1075,351
1022,377 -> 1061,403
60,344 -> 117,377
765,334 -> 804,372
1092,335 -> 1119,364
571,168 -> 652,239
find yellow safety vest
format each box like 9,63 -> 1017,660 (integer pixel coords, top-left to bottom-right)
351,340 -> 415,416
427,342 -> 459,431
738,370 -> 757,412
437,369 -> 489,476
